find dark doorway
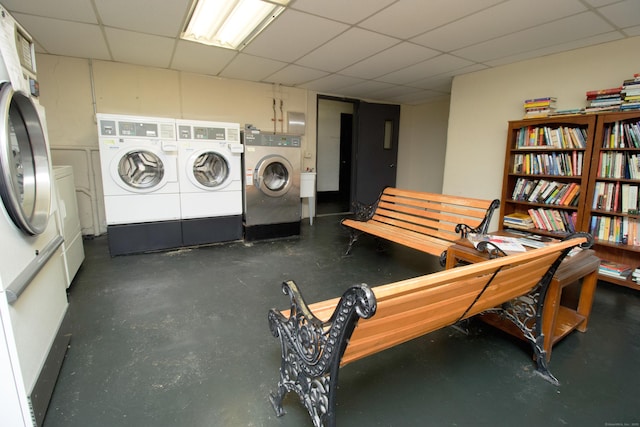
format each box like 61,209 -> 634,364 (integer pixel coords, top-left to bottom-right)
315,97 -> 400,214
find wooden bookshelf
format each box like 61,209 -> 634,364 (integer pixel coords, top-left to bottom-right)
582,111 -> 640,289
499,112 -> 640,290
499,114 -> 597,239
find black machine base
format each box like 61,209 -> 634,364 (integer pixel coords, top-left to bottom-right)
182,215 -> 243,246
244,221 -> 301,242
107,220 -> 183,256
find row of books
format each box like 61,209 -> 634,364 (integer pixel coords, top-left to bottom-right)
598,260 -> 635,280
523,97 -> 556,118
502,212 -> 534,230
596,152 -> 640,179
589,215 -> 640,247
515,125 -> 587,149
591,182 -> 639,213
512,152 -> 583,176
583,73 -> 640,114
621,74 -> 640,112
585,86 -> 622,113
527,208 -> 577,233
512,178 -> 581,207
602,120 -> 640,148
633,267 -> 640,284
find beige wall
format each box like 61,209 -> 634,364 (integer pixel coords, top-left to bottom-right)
397,97 -> 450,193
36,56 -> 318,234
444,36 -> 640,230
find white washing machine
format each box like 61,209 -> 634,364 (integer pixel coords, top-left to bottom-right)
97,114 -> 181,255
0,5 -> 70,426
177,119 -> 243,245
243,129 -> 301,241
53,165 -> 84,287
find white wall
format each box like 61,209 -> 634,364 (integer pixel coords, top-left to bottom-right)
444,36 -> 640,230
396,97 -> 450,193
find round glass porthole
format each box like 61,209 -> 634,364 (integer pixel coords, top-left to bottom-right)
117,150 -> 164,190
0,84 -> 51,235
192,152 -> 229,188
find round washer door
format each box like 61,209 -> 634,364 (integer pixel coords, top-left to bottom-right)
0,83 -> 51,235
254,155 -> 293,197
111,147 -> 168,193
188,150 -> 232,191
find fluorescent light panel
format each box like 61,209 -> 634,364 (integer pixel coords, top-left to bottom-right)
182,0 -> 288,50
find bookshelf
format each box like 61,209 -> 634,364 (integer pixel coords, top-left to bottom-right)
582,111 -> 640,290
499,115 -> 597,239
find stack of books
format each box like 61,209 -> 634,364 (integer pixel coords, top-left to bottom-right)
524,97 -> 556,118
632,267 -> 640,284
621,73 -> 640,111
585,87 -> 623,113
503,212 -> 534,230
598,260 -> 633,280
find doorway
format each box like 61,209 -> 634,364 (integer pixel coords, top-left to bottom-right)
316,97 -> 356,215
316,96 -> 401,215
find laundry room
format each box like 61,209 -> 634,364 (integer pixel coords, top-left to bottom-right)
1,1 -> 640,426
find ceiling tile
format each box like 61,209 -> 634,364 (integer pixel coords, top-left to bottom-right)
598,0 -> 640,29
412,0 -> 587,52
94,0 -> 191,38
4,0 -> 97,23
295,27 -> 399,72
105,28 -> 175,68
378,54 -> 475,85
12,13 -> 111,60
484,31 -> 624,67
453,11 -> 615,63
264,65 -> 328,86
338,80 -> 396,98
219,54 -> 287,82
625,25 -> 640,36
359,0 -> 504,39
242,10 -> 349,63
290,0 -> 396,24
171,41 -> 237,76
390,90 -> 448,105
298,74 -> 365,93
340,42 -> 440,79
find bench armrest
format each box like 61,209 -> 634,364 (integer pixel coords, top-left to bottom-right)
455,199 -> 500,237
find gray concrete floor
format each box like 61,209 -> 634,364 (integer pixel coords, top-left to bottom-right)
44,216 -> 640,427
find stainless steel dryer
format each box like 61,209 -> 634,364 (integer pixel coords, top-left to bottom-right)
243,130 -> 301,241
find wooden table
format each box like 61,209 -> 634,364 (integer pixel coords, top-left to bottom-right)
445,233 -> 600,361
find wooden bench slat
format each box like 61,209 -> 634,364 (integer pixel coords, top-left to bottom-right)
379,196 -> 491,220
376,201 -> 484,229
383,187 -> 496,210
341,187 -> 500,258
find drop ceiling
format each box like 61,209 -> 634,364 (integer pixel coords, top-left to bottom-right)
4,0 -> 640,105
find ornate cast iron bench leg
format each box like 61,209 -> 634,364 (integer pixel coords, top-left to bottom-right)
269,280 -> 377,427
344,229 -> 362,256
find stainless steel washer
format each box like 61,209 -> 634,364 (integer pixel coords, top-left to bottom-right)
243,131 -> 301,240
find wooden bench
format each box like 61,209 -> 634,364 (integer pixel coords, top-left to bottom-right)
268,234 -> 593,427
340,187 -> 500,263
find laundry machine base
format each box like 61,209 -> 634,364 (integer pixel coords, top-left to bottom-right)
107,221 -> 183,256
31,309 -> 71,426
243,221 -> 301,242
181,215 -> 243,246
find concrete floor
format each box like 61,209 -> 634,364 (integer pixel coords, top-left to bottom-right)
43,216 -> 640,427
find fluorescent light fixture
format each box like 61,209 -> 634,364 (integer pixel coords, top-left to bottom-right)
182,0 -> 289,50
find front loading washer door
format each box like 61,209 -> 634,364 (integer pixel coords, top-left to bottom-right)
188,149 -> 232,191
111,147 -> 171,193
254,155 -> 293,197
0,83 -> 51,235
